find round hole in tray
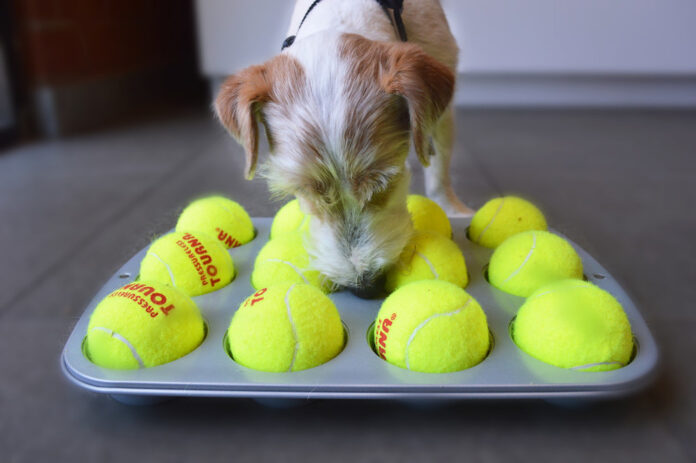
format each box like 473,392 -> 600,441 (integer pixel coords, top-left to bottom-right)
482,263 -> 490,283
81,320 -> 209,367
119,272 -> 131,279
366,321 -> 495,371
592,273 -> 606,280
464,225 -> 474,242
508,317 -> 639,371
223,323 -> 349,371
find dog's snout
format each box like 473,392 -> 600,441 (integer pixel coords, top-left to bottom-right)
349,272 -> 386,300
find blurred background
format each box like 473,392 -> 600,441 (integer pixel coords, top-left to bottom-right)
1,1 -> 695,462
2,0 -> 695,141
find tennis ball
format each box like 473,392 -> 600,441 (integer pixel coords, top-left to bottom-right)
407,195 -> 452,237
488,230 -> 583,297
251,232 -> 332,292
270,199 -> 311,238
385,230 -> 468,292
139,231 -> 235,296
176,196 -> 254,248
513,279 -> 633,372
374,280 -> 489,373
469,196 -> 547,248
85,281 -> 205,369
227,282 -> 345,372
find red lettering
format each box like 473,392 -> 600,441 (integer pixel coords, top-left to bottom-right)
381,318 -> 393,332
245,288 -> 267,307
206,265 -> 217,276
122,283 -> 145,292
140,286 -> 155,296
160,304 -> 174,315
150,292 -> 167,305
200,255 -> 212,266
378,330 -> 388,349
187,238 -> 202,248
210,277 -> 221,287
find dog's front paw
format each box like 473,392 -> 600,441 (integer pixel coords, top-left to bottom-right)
429,192 -> 475,218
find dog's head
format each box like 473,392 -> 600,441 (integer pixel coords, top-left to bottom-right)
215,33 -> 454,290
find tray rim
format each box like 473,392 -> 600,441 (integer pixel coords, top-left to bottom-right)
61,218 -> 660,401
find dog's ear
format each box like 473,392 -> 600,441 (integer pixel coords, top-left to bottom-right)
379,42 -> 454,167
214,65 -> 269,179
214,55 -> 303,179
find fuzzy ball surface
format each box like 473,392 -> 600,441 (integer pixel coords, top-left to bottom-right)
488,230 -> 583,297
85,281 -> 205,369
270,199 -> 310,239
374,280 -> 489,373
469,196 -> 547,248
407,195 -> 452,237
513,279 -> 633,371
227,282 -> 345,372
385,231 -> 468,293
139,231 -> 235,296
252,232 -> 332,292
176,196 -> 254,248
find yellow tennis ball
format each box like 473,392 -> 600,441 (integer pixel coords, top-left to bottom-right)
374,280 -> 489,373
85,281 -> 205,369
513,279 -> 633,372
385,230 -> 468,292
176,196 -> 254,248
251,232 -> 332,292
139,231 -> 235,296
226,282 -> 345,372
488,230 -> 583,297
407,194 -> 452,237
270,199 -> 311,238
469,196 -> 547,248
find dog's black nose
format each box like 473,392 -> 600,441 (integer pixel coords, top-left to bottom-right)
349,273 -> 387,300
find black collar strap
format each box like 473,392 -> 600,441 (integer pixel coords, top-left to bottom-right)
282,0 -> 407,50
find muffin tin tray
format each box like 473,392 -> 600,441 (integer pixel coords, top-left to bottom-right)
62,218 -> 658,403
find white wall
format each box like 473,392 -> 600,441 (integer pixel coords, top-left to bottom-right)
443,0 -> 696,75
195,0 -> 696,106
196,0 -> 295,76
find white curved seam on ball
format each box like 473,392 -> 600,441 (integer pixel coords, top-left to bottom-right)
212,201 -> 245,237
265,259 -> 310,285
404,299 -> 471,370
415,252 -> 439,279
214,201 -> 236,218
502,232 -> 537,284
148,251 -> 177,287
91,326 -> 145,368
476,198 -> 505,243
571,361 -> 624,370
284,284 -> 300,372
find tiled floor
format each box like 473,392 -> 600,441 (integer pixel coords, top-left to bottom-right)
1,108 -> 695,462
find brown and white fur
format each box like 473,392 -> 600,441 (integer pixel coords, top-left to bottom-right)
215,0 -> 473,291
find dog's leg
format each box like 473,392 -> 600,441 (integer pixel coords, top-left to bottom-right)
424,106 -> 475,217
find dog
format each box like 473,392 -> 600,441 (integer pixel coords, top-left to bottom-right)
215,0 -> 473,292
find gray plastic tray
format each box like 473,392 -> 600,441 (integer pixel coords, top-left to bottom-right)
62,218 -> 658,403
